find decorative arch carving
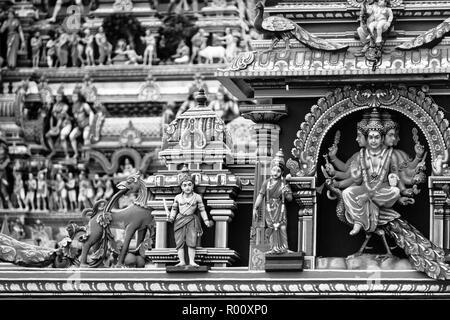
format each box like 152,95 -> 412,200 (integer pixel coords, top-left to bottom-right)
88,148 -> 142,175
289,85 -> 449,176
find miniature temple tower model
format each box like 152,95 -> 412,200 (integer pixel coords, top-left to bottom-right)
147,89 -> 241,267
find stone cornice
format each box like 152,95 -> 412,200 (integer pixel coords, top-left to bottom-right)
1,65 -> 225,83
0,269 -> 448,297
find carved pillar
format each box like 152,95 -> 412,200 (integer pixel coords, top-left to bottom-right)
207,199 -> 236,248
241,104 -> 287,270
429,176 -> 450,259
289,177 -> 316,269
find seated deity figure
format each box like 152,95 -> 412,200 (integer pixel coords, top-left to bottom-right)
357,0 -> 393,53
325,108 -> 420,236
167,168 -> 214,267
253,149 -> 293,254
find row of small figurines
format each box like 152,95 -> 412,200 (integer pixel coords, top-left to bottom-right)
4,170 -> 118,212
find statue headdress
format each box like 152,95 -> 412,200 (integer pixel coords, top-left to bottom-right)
56,85 -> 65,96
178,165 -> 194,185
381,111 -> 399,134
357,111 -> 371,134
364,108 -> 385,135
270,149 -> 286,171
72,84 -> 82,95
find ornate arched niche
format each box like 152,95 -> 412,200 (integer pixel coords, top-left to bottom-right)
286,85 -> 450,269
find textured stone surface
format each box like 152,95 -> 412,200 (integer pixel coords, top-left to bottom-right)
316,254 -> 413,270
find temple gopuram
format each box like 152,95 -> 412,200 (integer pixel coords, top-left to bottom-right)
0,0 -> 450,299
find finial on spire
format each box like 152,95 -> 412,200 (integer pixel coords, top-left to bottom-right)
195,89 -> 207,107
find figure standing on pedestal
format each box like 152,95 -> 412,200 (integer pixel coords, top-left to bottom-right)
95,26 -> 113,65
13,168 -> 25,210
36,170 -> 48,211
141,28 -> 157,65
0,9 -> 25,69
30,31 -> 42,68
45,85 -> 70,158
93,174 -> 104,202
253,149 -> 293,254
66,172 -> 77,211
167,168 -> 214,267
46,33 -> 57,68
25,173 -> 37,211
82,28 -> 95,66
55,173 -> 68,212
65,87 -> 94,160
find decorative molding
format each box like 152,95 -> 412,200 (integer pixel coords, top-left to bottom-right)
217,45 -> 450,76
0,269 -> 448,296
289,86 -> 448,176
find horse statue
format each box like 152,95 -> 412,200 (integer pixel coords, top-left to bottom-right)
79,172 -> 154,268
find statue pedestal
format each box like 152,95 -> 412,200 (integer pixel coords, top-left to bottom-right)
166,265 -> 210,273
264,252 -> 304,272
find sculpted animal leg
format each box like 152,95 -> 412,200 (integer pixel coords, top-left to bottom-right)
79,224 -> 102,267
136,228 -> 147,250
117,225 -> 135,266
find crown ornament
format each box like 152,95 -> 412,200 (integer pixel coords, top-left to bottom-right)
270,149 -> 286,171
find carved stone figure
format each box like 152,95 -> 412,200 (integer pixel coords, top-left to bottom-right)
45,85 -> 71,159
207,87 -> 239,123
323,108 -> 449,280
93,174 -> 105,202
55,173 -> 68,212
356,0 -> 394,70
0,9 -> 25,69
66,172 -> 77,211
36,171 -> 48,211
190,28 -> 207,64
80,172 -> 154,267
141,28 -> 157,65
253,149 -> 293,254
25,173 -> 36,211
65,87 -> 94,159
82,28 -> 95,66
167,168 -> 214,267
46,34 -> 57,68
172,39 -> 190,64
30,31 -> 42,68
95,26 -> 113,65
56,28 -> 70,67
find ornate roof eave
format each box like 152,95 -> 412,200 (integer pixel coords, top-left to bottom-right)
1,65 -> 225,83
216,41 -> 450,99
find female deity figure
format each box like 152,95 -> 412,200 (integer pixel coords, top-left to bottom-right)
167,169 -> 214,267
0,9 -> 25,69
253,149 -> 293,254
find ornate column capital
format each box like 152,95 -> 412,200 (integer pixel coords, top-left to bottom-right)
241,104 -> 287,124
